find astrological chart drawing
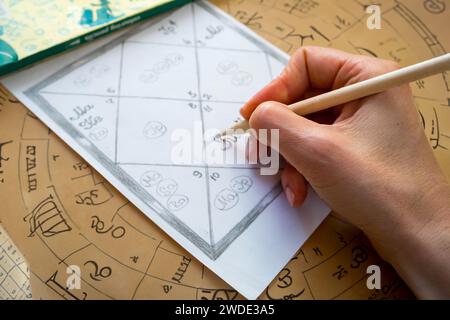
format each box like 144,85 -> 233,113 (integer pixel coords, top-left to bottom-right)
22,0 -> 294,263
0,0 -> 448,300
6,1 -> 334,299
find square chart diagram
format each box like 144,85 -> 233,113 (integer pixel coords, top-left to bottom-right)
24,1 -> 289,260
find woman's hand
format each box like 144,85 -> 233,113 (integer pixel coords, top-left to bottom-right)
242,46 -> 450,299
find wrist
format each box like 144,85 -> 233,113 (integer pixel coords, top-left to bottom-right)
371,181 -> 450,298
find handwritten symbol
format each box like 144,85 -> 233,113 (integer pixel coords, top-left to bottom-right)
143,121 -> 167,139
216,60 -> 253,86
204,25 -> 224,40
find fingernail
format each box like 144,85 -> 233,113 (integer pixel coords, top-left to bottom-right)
285,186 -> 296,207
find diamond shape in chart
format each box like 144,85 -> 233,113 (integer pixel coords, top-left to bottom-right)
116,97 -> 204,165
25,2 -> 288,260
120,42 -> 198,100
43,44 -> 122,96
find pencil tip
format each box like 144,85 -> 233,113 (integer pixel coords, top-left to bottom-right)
214,132 -> 226,141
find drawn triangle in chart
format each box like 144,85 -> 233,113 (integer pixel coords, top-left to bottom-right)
119,164 -> 213,244
31,1 -> 289,260
43,44 -> 123,96
127,4 -> 195,46
208,168 -> 281,245
41,93 -> 118,161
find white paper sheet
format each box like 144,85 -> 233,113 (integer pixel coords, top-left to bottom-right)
2,1 -> 330,299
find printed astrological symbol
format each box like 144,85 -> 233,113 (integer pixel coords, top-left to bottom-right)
265,263 -> 306,300
424,0 -> 446,14
276,268 -> 293,288
283,30 -> 314,46
84,260 -> 112,282
91,215 -> 126,239
336,231 -> 347,246
332,265 -> 348,280
416,80 -> 425,89
199,289 -> 238,300
73,161 -> 89,171
350,245 -> 369,269
0,140 -> 12,167
234,10 -> 263,29
75,189 -> 109,206
163,284 -> 172,294
420,108 -> 448,150
354,46 -> 378,57
27,194 -> 72,238
171,256 -> 191,283
312,247 -> 323,256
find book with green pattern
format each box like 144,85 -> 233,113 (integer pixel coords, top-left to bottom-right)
0,0 -> 190,75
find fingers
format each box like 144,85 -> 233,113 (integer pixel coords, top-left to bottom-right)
281,164 -> 308,208
240,46 -> 352,119
249,101 -> 336,176
241,46 -> 401,120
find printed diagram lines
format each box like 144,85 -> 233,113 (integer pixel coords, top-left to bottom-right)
191,3 -> 215,247
393,1 -> 450,93
114,43 -> 125,164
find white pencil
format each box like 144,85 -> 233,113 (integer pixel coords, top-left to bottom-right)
219,53 -> 450,137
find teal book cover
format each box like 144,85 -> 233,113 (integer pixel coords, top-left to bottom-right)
0,0 -> 190,75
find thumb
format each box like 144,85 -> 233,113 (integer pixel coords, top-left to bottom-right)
249,101 -> 338,179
